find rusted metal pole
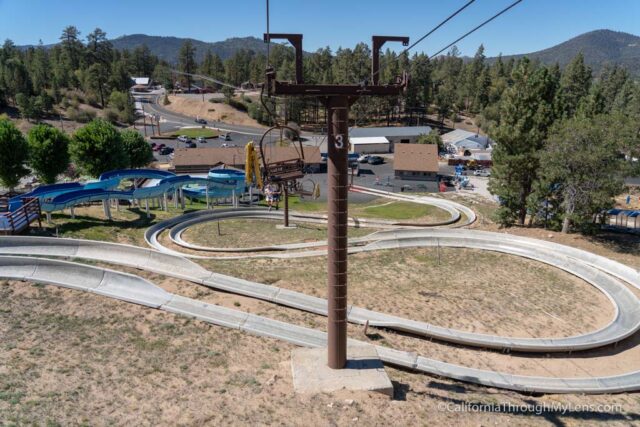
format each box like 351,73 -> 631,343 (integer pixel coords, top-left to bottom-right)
326,96 -> 349,369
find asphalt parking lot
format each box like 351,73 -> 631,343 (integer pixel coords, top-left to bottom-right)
150,132 -> 257,163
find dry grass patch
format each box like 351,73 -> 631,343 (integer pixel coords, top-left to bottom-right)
202,247 -> 612,339
2,280 -> 638,426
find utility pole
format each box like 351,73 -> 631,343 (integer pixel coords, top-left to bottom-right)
264,33 -> 409,369
141,103 -> 147,137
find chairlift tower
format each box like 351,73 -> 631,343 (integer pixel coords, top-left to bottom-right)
263,33 -> 410,369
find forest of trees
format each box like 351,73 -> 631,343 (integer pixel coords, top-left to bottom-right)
2,26 -> 640,233
0,26 -> 152,123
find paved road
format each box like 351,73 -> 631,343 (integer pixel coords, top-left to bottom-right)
134,89 -> 266,136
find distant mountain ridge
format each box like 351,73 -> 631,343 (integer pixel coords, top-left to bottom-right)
17,29 -> 640,76
110,34 -> 269,63
488,30 -> 640,76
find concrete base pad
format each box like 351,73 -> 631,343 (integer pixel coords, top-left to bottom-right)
291,345 -> 394,397
276,224 -> 298,229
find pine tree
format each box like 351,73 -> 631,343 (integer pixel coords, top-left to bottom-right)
488,58 -> 558,226
539,116 -> 627,233
555,53 -> 592,118
178,40 -> 197,91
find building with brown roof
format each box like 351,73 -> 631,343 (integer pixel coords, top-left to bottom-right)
171,146 -> 323,175
393,143 -> 439,181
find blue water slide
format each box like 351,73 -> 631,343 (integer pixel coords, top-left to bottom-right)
21,168 -> 248,212
99,169 -> 175,181
181,169 -> 246,200
9,182 -> 84,211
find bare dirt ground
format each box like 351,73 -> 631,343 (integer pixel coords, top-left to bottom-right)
201,247 -> 612,339
164,95 -> 265,128
2,275 -> 639,426
4,202 -> 640,425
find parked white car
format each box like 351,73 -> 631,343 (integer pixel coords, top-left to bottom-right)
357,154 -> 370,163
473,169 -> 491,177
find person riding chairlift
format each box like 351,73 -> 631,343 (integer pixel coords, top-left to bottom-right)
265,183 -> 281,211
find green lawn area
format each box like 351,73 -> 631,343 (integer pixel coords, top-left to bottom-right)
182,218 -> 373,249
35,204 -> 210,245
356,201 -> 444,221
34,194 -> 450,246
272,196 -> 450,222
168,128 -> 220,138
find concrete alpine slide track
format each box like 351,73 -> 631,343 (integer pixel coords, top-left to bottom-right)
0,184 -> 640,393
3,193 -> 640,393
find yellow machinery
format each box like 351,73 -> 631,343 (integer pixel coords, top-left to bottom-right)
244,141 -> 263,190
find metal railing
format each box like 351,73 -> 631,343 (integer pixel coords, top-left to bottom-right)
0,197 -> 41,235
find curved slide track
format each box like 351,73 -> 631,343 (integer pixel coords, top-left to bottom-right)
2,244 -> 640,394
4,229 -> 640,355
4,183 -> 640,393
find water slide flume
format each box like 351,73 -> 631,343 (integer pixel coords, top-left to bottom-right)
8,169 -> 247,213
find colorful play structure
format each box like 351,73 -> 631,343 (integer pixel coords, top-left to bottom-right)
0,168 -> 247,234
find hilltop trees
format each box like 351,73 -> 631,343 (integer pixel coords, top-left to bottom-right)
555,53 -> 592,118
0,118 -> 29,190
107,91 -> 135,124
200,49 -> 225,80
178,40 -> 197,91
0,26 -> 164,125
27,124 -> 70,184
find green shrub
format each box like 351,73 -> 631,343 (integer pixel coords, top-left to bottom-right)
27,124 -> 70,184
228,98 -> 248,112
70,119 -> 128,177
121,129 -> 153,168
105,109 -> 119,123
0,118 -> 29,189
67,107 -> 96,123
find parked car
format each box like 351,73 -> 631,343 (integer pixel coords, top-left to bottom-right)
220,133 -> 232,141
367,156 -> 384,165
177,135 -> 191,143
160,146 -> 174,155
196,136 -> 207,143
195,118 -> 207,124
473,169 -> 491,177
153,143 -> 166,152
150,142 -> 157,149
187,142 -> 197,148
357,154 -> 370,163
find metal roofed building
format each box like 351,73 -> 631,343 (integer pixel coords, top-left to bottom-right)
442,129 -> 493,152
349,126 -> 432,150
349,136 -> 391,154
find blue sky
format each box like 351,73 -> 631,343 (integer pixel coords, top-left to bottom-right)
0,0 -> 638,56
